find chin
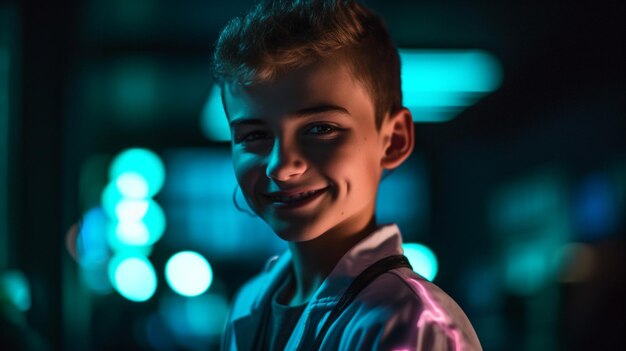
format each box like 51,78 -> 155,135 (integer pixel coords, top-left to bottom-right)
268,220 -> 328,243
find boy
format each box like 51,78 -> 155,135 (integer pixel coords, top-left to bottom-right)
212,0 -> 482,350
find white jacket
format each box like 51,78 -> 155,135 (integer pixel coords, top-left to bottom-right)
222,224 -> 482,351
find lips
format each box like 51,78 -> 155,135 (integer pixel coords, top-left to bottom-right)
262,187 -> 328,208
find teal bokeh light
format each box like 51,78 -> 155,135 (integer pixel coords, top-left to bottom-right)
504,240 -> 551,295
77,207 -> 111,266
116,171 -> 150,198
76,207 -> 113,293
115,198 -> 149,222
141,199 -> 166,245
109,148 -> 165,198
106,222 -> 154,255
102,149 -> 167,248
106,198 -> 166,248
114,200 -> 166,246
165,251 -> 213,297
488,169 -> 568,296
115,220 -> 150,246
157,293 -> 231,346
399,49 -> 502,122
111,58 -> 159,119
108,254 -> 157,302
402,243 -> 439,281
200,85 -> 230,142
0,270 -> 31,311
101,181 -> 124,219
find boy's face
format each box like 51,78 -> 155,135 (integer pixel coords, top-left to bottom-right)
223,60 -> 388,242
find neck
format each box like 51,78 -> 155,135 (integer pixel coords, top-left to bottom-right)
284,216 -> 378,306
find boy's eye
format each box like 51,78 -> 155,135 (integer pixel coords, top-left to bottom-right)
234,130 -> 270,143
305,124 -> 339,136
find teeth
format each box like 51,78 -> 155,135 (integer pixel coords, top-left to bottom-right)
270,190 -> 320,203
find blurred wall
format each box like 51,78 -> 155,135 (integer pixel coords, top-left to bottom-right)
2,0 -> 624,350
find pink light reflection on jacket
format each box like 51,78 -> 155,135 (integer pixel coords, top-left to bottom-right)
407,278 -> 464,351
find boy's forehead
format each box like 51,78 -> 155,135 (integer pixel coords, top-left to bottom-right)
223,60 -> 374,121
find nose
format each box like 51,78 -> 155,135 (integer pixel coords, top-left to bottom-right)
266,139 -> 306,181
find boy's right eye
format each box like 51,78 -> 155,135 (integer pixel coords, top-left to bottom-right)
234,130 -> 270,144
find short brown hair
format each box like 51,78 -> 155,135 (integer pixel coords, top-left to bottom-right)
212,0 -> 402,128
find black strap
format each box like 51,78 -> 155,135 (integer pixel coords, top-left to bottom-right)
309,254 -> 412,351
253,283 -> 273,351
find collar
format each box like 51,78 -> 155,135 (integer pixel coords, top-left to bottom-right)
231,224 -> 404,350
306,223 -> 404,305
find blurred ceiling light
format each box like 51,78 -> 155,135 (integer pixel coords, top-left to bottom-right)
200,49 -> 503,141
400,49 -> 502,122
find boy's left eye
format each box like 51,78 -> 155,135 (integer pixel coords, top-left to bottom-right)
305,124 -> 339,135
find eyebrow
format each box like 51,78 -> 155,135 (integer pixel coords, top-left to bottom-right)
229,104 -> 350,128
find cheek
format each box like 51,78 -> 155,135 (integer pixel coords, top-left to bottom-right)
232,153 -> 262,195
304,138 -> 354,166
307,137 -> 379,172
306,148 -> 350,182
309,147 -> 374,187
318,142 -> 382,198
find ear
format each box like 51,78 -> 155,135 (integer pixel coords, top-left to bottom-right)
380,108 -> 414,170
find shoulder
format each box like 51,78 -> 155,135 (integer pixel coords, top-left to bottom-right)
228,255 -> 281,320
222,255 -> 282,349
337,268 -> 482,351
354,268 -> 463,316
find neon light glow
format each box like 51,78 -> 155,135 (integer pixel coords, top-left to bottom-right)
97,147 -> 167,301
111,58 -> 159,117
115,198 -> 149,221
165,251 -> 213,297
488,169 -> 568,295
0,270 -> 31,311
156,292 -> 231,348
76,207 -> 113,293
200,85 -> 230,142
409,279 -> 463,351
110,199 -> 166,247
140,200 -> 166,245
402,243 -> 438,281
115,220 -> 150,245
116,171 -> 150,198
101,181 -> 124,219
109,148 -> 165,198
77,207 -> 111,265
106,224 -> 153,255
573,172 -> 619,240
399,49 -> 502,122
108,254 -> 157,302
504,241 -> 548,295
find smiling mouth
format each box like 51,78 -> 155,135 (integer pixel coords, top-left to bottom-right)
264,188 -> 328,208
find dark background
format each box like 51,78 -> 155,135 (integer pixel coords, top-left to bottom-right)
1,0 -> 624,350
